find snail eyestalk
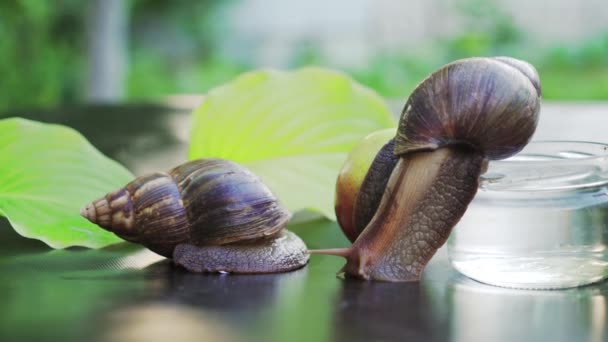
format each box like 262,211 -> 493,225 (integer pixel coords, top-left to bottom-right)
308,248 -> 351,258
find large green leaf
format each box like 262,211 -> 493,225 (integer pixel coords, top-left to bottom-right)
0,118 -> 134,248
189,67 -> 396,219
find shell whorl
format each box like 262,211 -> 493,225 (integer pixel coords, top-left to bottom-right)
394,57 -> 541,160
81,172 -> 190,256
80,187 -> 136,239
81,159 -> 291,258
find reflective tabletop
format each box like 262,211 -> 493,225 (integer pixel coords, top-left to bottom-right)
1,102 -> 607,342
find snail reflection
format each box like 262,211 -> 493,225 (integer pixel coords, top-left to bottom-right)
99,303 -> 239,342
100,263 -> 308,342
332,280 -> 447,342
144,260 -> 308,314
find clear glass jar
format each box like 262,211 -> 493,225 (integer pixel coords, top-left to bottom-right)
448,141 -> 608,289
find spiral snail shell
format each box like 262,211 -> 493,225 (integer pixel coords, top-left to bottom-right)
81,158 -> 309,274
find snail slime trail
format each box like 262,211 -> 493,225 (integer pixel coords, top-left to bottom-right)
81,158 -> 309,274
312,57 -> 541,282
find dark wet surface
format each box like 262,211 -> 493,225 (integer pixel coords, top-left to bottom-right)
1,103 -> 607,342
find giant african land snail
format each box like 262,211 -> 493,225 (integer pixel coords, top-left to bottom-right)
314,57 -> 541,281
81,158 -> 309,274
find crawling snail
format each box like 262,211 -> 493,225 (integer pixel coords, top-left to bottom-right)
312,57 -> 542,281
80,158 -> 309,274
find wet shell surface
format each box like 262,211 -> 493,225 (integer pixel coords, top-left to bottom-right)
81,158 -> 292,258
395,57 -> 541,159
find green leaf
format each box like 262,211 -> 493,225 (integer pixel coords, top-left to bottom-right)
0,118 -> 134,248
189,67 -> 396,219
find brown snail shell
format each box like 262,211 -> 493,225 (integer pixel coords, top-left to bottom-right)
395,56 -> 541,159
80,159 -> 296,263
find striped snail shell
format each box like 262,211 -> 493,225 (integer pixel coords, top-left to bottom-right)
81,158 -> 309,274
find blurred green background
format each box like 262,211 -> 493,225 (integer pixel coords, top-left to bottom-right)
1,0 -> 607,112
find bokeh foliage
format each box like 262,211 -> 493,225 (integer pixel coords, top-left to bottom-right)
351,1 -> 608,99
0,0 -> 85,110
0,0 -> 607,112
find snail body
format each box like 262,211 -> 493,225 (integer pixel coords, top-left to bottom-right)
314,57 -> 542,281
81,158 -> 309,274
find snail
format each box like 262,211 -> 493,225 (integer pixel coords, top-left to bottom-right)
313,57 -> 541,281
80,158 -> 309,274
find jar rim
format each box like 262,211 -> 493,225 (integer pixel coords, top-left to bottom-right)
494,140 -> 608,164
480,140 -> 608,192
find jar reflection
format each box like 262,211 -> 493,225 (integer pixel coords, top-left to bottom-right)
445,277 -> 607,342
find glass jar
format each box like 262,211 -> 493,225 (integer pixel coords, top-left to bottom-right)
447,141 -> 608,289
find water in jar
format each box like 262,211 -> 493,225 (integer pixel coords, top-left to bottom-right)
447,141 -> 608,289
